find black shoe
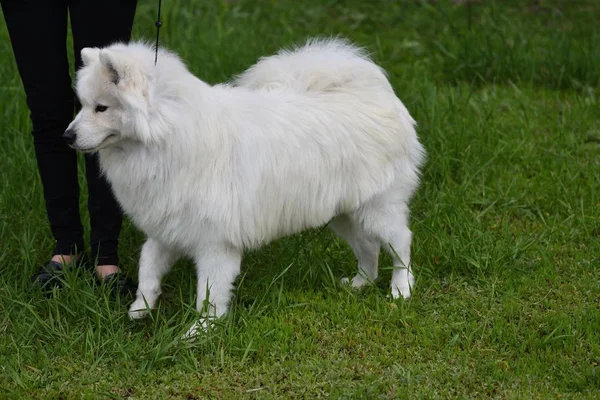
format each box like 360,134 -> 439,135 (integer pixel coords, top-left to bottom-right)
31,256 -> 89,293
100,273 -> 137,298
31,261 -> 66,291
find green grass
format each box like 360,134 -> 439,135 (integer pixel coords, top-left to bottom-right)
1,0 -> 599,398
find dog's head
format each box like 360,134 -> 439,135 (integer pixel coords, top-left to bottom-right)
65,45 -> 159,152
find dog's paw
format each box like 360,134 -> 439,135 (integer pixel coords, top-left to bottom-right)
391,275 -> 414,300
181,320 -> 210,340
391,284 -> 411,300
341,274 -> 371,289
128,300 -> 151,320
181,322 -> 201,340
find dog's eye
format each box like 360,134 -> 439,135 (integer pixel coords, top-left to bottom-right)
95,105 -> 108,113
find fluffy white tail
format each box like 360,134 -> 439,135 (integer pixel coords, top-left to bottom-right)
235,38 -> 393,94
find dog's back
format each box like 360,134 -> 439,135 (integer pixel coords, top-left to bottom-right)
235,38 -> 424,169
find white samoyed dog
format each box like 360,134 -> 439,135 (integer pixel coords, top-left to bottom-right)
66,39 -> 425,336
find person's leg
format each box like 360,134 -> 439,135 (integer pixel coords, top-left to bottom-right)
84,153 -> 122,273
69,0 -> 137,278
1,0 -> 84,265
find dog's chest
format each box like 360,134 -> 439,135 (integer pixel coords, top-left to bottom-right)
116,175 -> 165,222
102,155 -> 218,251
102,155 -> 175,231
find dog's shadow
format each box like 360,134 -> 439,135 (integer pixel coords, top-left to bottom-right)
156,227 -> 392,312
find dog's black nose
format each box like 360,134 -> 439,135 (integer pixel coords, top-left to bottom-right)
62,129 -> 77,145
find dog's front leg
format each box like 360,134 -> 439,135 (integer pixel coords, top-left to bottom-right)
183,244 -> 242,338
129,238 -> 178,319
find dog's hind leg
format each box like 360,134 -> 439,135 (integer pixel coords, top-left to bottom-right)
183,244 -> 242,338
359,197 -> 415,299
329,214 -> 380,289
128,238 -> 178,319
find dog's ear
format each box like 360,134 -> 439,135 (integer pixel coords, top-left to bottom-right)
99,49 -> 124,85
81,47 -> 99,67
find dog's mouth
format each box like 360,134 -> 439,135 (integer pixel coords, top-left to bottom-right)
71,133 -> 119,153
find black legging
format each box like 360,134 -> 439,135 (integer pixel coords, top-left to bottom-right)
2,0 -> 137,266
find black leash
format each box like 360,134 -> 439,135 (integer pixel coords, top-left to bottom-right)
154,0 -> 163,65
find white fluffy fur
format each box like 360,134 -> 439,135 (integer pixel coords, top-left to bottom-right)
67,39 -> 425,336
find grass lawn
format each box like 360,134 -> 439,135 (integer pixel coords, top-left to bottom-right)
1,0 -> 599,398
